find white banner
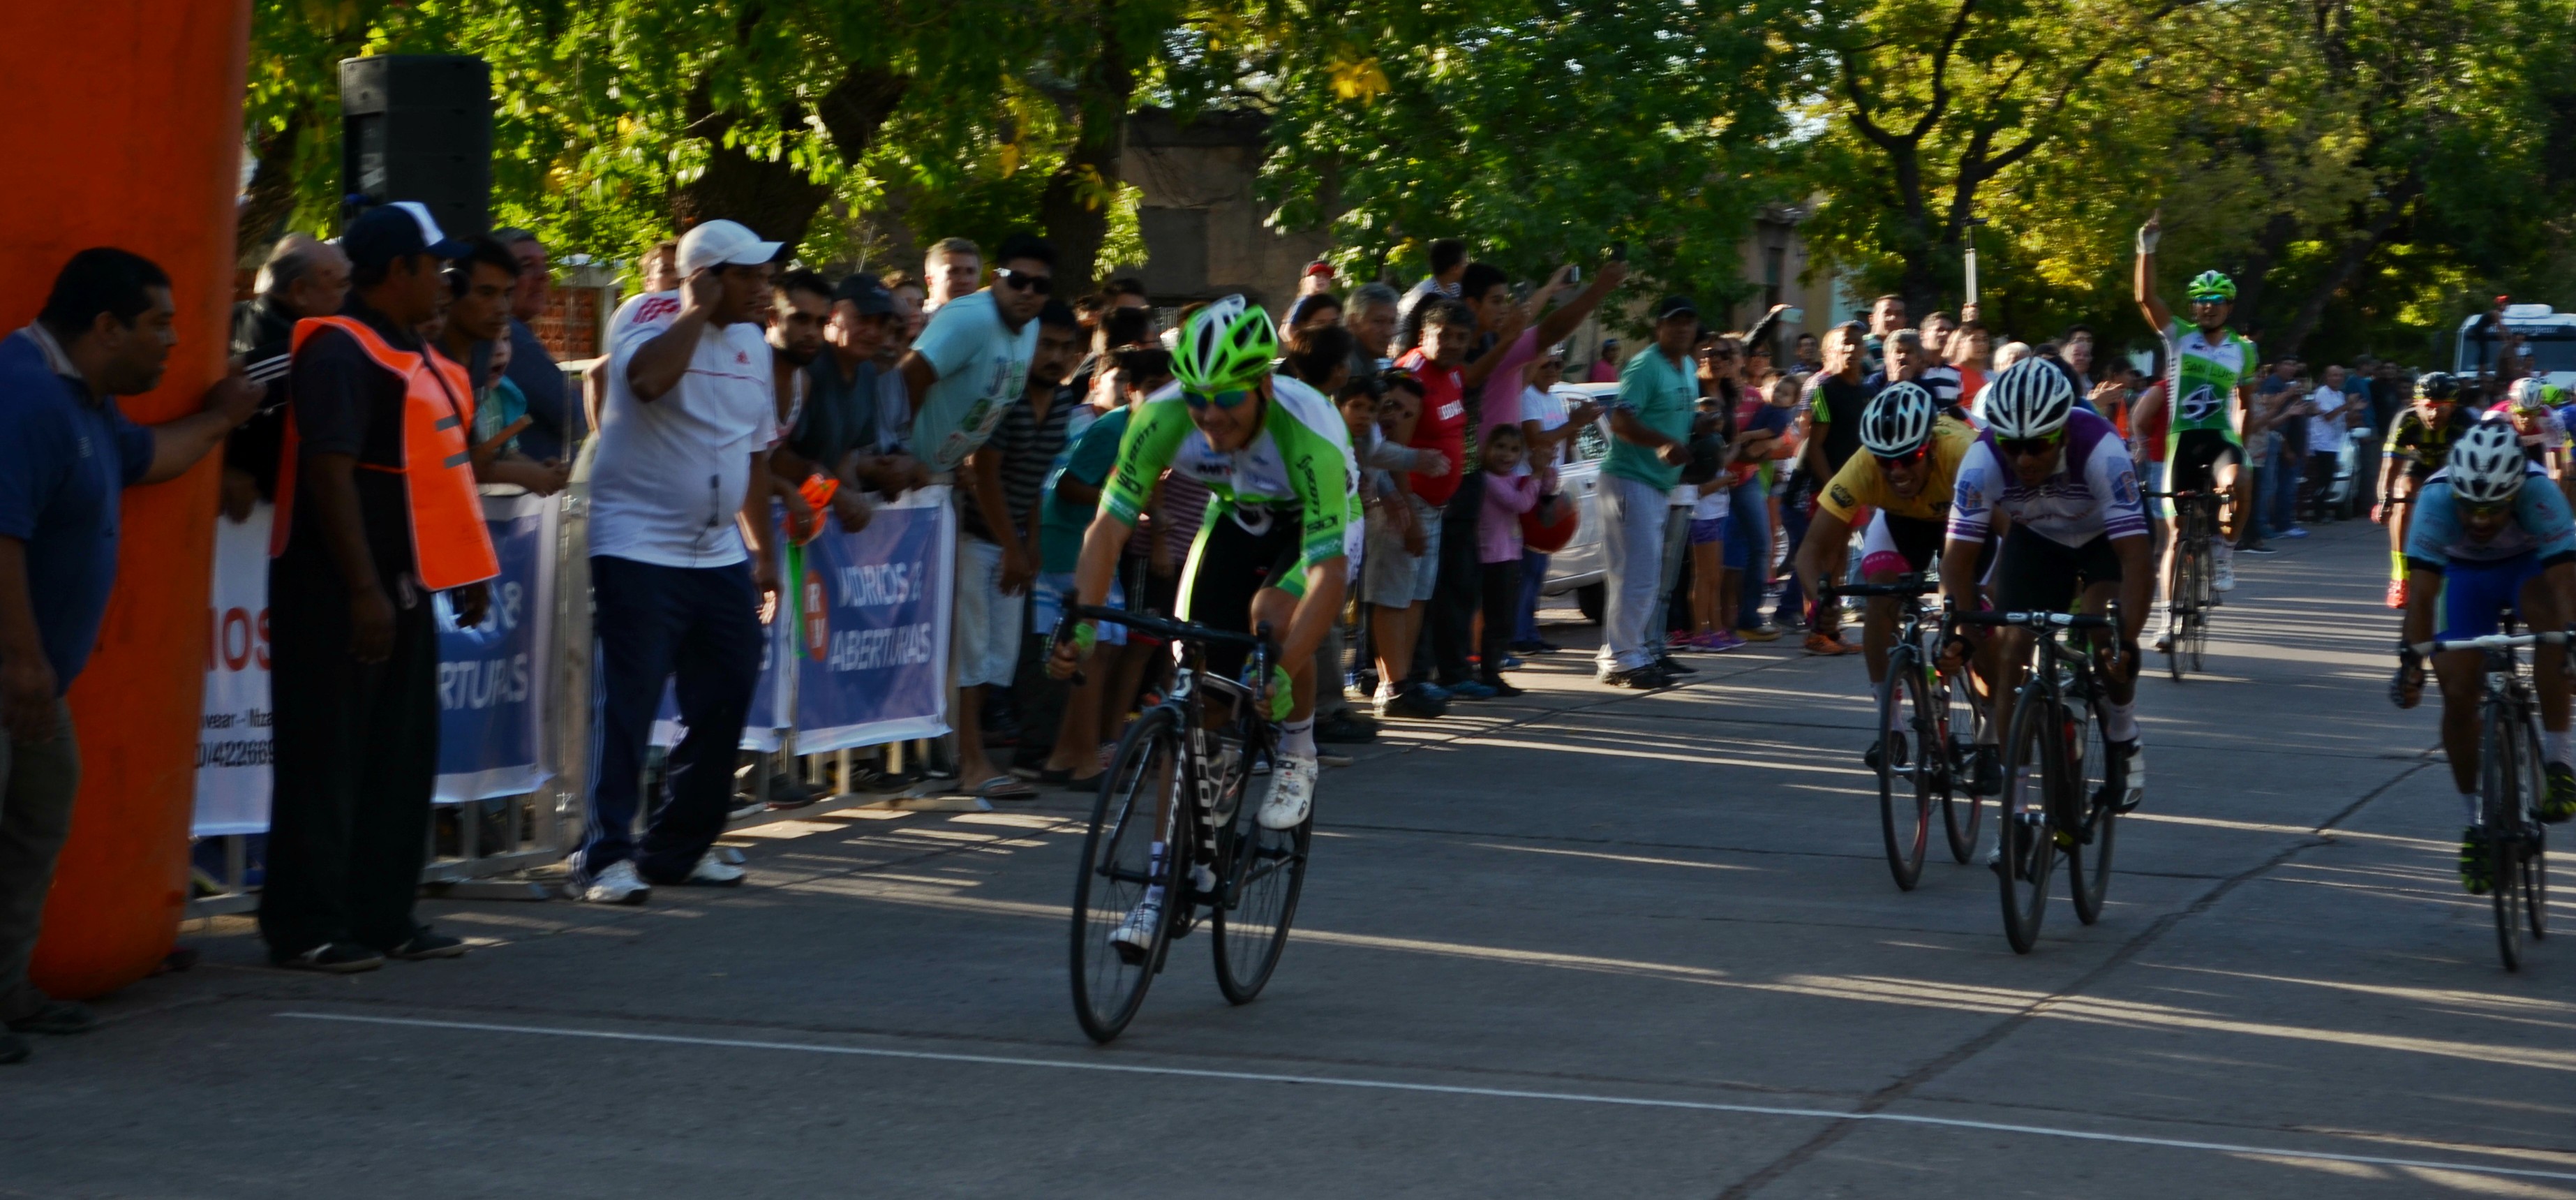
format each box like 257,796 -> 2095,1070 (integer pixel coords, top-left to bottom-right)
193,505 -> 274,836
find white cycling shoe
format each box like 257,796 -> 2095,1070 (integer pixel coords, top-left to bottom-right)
1108,898 -> 1162,961
1258,754 -> 1318,829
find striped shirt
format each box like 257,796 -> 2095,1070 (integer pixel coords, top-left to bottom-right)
959,384 -> 1078,544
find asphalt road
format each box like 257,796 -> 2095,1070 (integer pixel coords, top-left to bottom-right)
6,518 -> 2573,1199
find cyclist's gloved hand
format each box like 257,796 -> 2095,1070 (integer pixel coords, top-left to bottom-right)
2390,644 -> 2425,709
1249,663 -> 1294,722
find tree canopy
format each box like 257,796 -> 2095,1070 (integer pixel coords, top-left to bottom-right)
244,0 -> 2576,360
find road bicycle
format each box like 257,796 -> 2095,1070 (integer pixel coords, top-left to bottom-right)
1058,605 -> 1311,1043
2427,625 -> 2559,971
1821,574 -> 1988,890
1956,607 -> 2129,954
2145,489 -> 2220,680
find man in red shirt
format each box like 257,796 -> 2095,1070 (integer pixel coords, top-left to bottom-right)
1397,270 -> 1537,700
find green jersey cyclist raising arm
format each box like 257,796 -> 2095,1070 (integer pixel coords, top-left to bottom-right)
2133,210 -> 2257,631
1047,297 -> 1360,952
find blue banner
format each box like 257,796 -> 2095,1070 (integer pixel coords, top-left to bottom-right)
433,492 -> 557,802
649,599 -> 790,754
793,487 -> 955,753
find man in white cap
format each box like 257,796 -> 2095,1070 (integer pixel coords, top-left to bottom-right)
572,218 -> 784,904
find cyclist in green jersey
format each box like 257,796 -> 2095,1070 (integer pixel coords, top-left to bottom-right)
1048,297 -> 1360,952
2134,211 -> 2258,648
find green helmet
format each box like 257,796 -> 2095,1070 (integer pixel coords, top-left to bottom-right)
1172,295 -> 1278,392
2184,270 -> 2236,302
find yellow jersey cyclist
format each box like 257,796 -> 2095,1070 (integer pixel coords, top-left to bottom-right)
2380,372 -> 2480,608
2391,418 -> 2576,892
1048,297 -> 1360,951
2134,212 -> 2257,615
1792,382 -> 2001,793
1943,360 -> 2154,832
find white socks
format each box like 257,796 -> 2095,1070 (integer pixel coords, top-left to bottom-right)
1886,701 -> 1906,733
2212,535 -> 2233,565
1280,716 -> 1316,760
2547,728 -> 2570,767
1144,841 -> 1168,905
2106,701 -> 2139,743
2462,792 -> 2484,824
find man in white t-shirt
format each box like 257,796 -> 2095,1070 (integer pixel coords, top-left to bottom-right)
573,218 -> 784,905
2301,364 -> 2355,524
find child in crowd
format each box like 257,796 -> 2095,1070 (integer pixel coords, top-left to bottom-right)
1475,424 -> 1540,696
1683,417 -> 1738,651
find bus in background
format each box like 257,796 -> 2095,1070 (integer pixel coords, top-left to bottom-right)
2457,301 -> 2576,390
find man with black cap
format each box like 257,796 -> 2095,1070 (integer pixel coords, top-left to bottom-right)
1595,295 -> 1700,688
779,272 -> 913,510
261,202 -> 500,972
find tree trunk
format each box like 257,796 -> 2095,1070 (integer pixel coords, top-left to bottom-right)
2268,174 -> 2423,357
1038,0 -> 1134,291
670,65 -> 911,253
235,107 -> 307,265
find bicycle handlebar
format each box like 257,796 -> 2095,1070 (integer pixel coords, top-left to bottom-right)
1821,572 -> 1937,600
1952,609 -> 2116,632
1064,603 -> 1267,651
2432,631 -> 2573,653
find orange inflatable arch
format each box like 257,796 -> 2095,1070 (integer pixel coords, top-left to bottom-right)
1,3 -> 253,998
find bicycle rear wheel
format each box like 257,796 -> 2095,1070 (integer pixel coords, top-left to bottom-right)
2165,545 -> 2192,681
1069,706 -> 1182,1042
1877,648 -> 1932,891
2487,710 -> 2526,972
1998,685 -> 2058,954
2067,694 -> 2118,926
1212,794 -> 1311,1005
2187,523 -> 2213,672
1941,662 -> 1986,864
2517,717 -> 2550,945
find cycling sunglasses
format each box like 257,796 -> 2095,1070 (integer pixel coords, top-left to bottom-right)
1873,446 -> 1930,469
2464,499 -> 2515,519
994,267 -> 1054,295
1183,386 -> 1258,410
1995,433 -> 2062,459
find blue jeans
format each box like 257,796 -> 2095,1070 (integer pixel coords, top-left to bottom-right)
1595,475 -> 1672,674
1773,486 -> 1812,623
2265,440 -> 2302,533
578,555 -> 764,885
1514,549 -> 1549,643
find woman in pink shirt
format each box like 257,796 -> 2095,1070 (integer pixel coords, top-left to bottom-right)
1477,424 -> 1541,696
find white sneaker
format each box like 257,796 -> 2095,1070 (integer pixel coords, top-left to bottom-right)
2212,547 -> 2237,591
1259,754 -> 1318,829
2152,630 -> 2173,654
575,860 -> 651,905
1108,898 -> 1161,961
2112,740 -> 2145,813
683,853 -> 745,887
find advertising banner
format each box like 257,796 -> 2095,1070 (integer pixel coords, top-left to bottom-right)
793,486 -> 955,753
432,491 -> 558,802
193,506 -> 274,836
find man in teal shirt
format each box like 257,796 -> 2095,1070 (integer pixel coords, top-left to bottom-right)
1596,295 -> 1699,687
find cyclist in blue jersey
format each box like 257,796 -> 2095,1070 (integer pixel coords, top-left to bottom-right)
2392,418 -> 2576,893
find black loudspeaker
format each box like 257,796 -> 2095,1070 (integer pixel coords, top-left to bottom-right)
340,55 -> 491,238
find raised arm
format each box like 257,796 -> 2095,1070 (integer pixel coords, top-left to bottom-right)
2134,209 -> 2173,333
1531,260 -> 1630,350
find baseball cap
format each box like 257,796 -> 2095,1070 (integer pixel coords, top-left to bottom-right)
1304,260 -> 1336,279
343,201 -> 470,272
833,272 -> 896,316
677,219 -> 783,276
1653,295 -> 1698,320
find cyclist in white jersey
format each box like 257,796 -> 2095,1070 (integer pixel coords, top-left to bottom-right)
1943,360 -> 2153,825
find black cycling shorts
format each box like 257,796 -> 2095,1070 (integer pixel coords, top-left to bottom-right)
1177,508 -> 1302,679
2167,429 -> 2240,496
1990,524 -> 2124,614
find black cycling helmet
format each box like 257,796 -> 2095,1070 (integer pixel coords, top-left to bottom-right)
2417,371 -> 2461,402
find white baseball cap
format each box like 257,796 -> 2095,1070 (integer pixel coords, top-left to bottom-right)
676,219 -> 783,276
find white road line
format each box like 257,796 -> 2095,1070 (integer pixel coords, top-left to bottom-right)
278,1011 -> 2576,1183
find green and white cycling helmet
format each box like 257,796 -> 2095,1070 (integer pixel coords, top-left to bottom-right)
2445,418 -> 2526,505
1172,295 -> 1279,394
2184,270 -> 2236,302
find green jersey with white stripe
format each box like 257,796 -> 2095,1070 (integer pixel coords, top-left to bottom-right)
2162,320 -> 2255,447
1101,377 -> 1360,580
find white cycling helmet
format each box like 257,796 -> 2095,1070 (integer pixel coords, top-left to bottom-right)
2445,417 -> 2527,505
1981,358 -> 2076,439
2506,376 -> 2549,413
1860,381 -> 1938,457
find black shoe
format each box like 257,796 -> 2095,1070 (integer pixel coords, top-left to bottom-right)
1969,745 -> 2002,797
1381,689 -> 1447,719
1657,655 -> 1698,676
2460,824 -> 2494,895
270,942 -> 385,974
1480,676 -> 1527,698
1316,711 -> 1380,743
1864,732 -> 1909,773
1608,666 -> 1667,690
4,999 -> 94,1035
764,773 -> 819,810
384,928 -> 468,961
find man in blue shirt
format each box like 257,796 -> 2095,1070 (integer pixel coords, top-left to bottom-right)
0,248 -> 255,1065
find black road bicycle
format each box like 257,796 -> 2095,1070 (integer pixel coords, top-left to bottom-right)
2146,489 -> 2220,681
2427,626 -> 2558,971
1822,575 -> 1988,890
1956,609 -> 2129,954
1059,605 -> 1312,1043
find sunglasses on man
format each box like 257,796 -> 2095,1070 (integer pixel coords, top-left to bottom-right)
995,267 -> 1053,295
1996,434 -> 2062,459
1184,386 -> 1258,410
1873,446 -> 1929,470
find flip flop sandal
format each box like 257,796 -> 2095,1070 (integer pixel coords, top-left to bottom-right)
974,776 -> 1040,801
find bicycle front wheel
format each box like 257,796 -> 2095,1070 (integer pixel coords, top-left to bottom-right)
1998,686 -> 2058,954
2166,546 -> 2193,682
1941,662 -> 1986,864
2067,695 -> 2118,926
1877,648 -> 1932,891
1070,706 -> 1182,1042
1212,796 -> 1311,1005
2515,716 -> 2550,946
2487,709 -> 2526,972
